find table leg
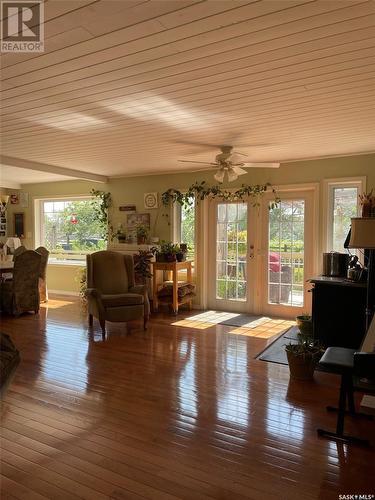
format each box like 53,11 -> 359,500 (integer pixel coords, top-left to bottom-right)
153,268 -> 158,312
187,262 -> 193,310
173,268 -> 178,314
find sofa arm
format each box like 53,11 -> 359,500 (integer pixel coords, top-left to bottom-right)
129,285 -> 150,317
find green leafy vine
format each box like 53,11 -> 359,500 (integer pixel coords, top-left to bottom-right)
90,189 -> 113,241
161,181 -> 280,208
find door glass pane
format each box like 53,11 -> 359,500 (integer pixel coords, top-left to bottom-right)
268,200 -> 305,307
216,203 -> 247,301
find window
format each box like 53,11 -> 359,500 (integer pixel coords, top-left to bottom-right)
325,179 -> 364,252
174,198 -> 196,262
36,197 -> 106,264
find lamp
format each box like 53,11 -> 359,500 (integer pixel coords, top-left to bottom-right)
214,168 -> 225,183
348,217 -> 375,330
227,168 -> 239,183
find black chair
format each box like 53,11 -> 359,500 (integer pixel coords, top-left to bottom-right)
317,315 -> 375,445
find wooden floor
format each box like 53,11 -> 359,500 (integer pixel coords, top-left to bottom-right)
1,296 -> 374,500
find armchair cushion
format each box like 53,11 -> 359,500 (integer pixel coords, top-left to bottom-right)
101,293 -> 144,308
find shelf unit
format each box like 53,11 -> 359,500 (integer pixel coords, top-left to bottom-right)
152,260 -> 194,314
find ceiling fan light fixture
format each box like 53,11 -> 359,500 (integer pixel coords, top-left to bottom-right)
227,168 -> 239,182
214,169 -> 225,183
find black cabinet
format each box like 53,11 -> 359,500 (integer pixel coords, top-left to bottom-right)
310,277 -> 367,349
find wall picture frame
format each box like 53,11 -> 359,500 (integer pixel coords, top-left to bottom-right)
119,204 -> 136,212
126,213 -> 150,230
20,192 -> 29,208
144,192 -> 158,209
14,212 -> 25,237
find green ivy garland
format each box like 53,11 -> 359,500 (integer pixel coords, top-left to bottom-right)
161,181 -> 280,208
90,189 -> 113,241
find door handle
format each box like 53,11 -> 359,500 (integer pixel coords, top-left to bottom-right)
249,245 -> 255,259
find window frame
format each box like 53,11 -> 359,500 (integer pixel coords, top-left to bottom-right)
323,177 -> 366,253
34,195 -> 105,265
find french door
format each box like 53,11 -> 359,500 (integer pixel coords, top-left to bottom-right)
207,189 -> 315,318
207,200 -> 256,313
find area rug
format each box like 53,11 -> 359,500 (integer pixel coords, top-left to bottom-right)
255,326 -> 300,365
184,311 -> 272,328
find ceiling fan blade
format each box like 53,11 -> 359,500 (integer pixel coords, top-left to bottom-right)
183,167 -> 214,172
243,162 -> 280,168
178,160 -> 217,165
232,151 -> 248,157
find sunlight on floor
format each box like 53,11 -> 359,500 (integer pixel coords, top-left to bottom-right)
171,319 -> 214,330
228,319 -> 295,338
173,311 -> 295,338
41,298 -> 76,309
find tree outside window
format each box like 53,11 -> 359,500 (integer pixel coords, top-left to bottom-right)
42,199 -> 106,261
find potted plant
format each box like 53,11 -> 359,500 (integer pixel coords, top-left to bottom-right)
153,241 -> 179,262
114,224 -> 127,243
134,250 -> 153,284
136,224 -> 149,245
75,267 -> 87,308
176,244 -> 188,262
285,334 -> 324,381
296,314 -> 313,337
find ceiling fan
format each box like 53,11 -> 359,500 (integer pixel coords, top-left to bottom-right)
178,144 -> 279,183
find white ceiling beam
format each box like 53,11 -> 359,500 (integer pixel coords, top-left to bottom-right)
0,156 -> 108,183
0,178 -> 21,189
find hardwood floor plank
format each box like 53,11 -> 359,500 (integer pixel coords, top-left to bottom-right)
0,474 -> 49,500
1,295 -> 374,500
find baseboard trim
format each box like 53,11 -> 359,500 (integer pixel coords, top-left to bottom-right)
49,290 -> 79,297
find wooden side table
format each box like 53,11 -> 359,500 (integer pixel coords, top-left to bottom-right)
152,260 -> 193,314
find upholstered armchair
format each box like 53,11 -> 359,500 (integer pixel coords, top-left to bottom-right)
13,245 -> 27,258
1,250 -> 41,316
35,246 -> 49,302
86,251 -> 150,334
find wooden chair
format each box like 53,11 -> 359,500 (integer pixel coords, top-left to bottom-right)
317,315 -> 375,445
86,251 -> 150,334
1,250 -> 41,316
35,246 -> 49,302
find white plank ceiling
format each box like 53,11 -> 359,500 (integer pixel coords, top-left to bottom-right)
1,0 -> 374,181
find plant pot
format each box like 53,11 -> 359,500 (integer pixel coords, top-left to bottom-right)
156,253 -> 166,262
165,253 -> 176,262
137,236 -> 147,245
176,252 -> 186,262
296,316 -> 313,337
118,236 -> 127,243
286,350 -> 320,381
